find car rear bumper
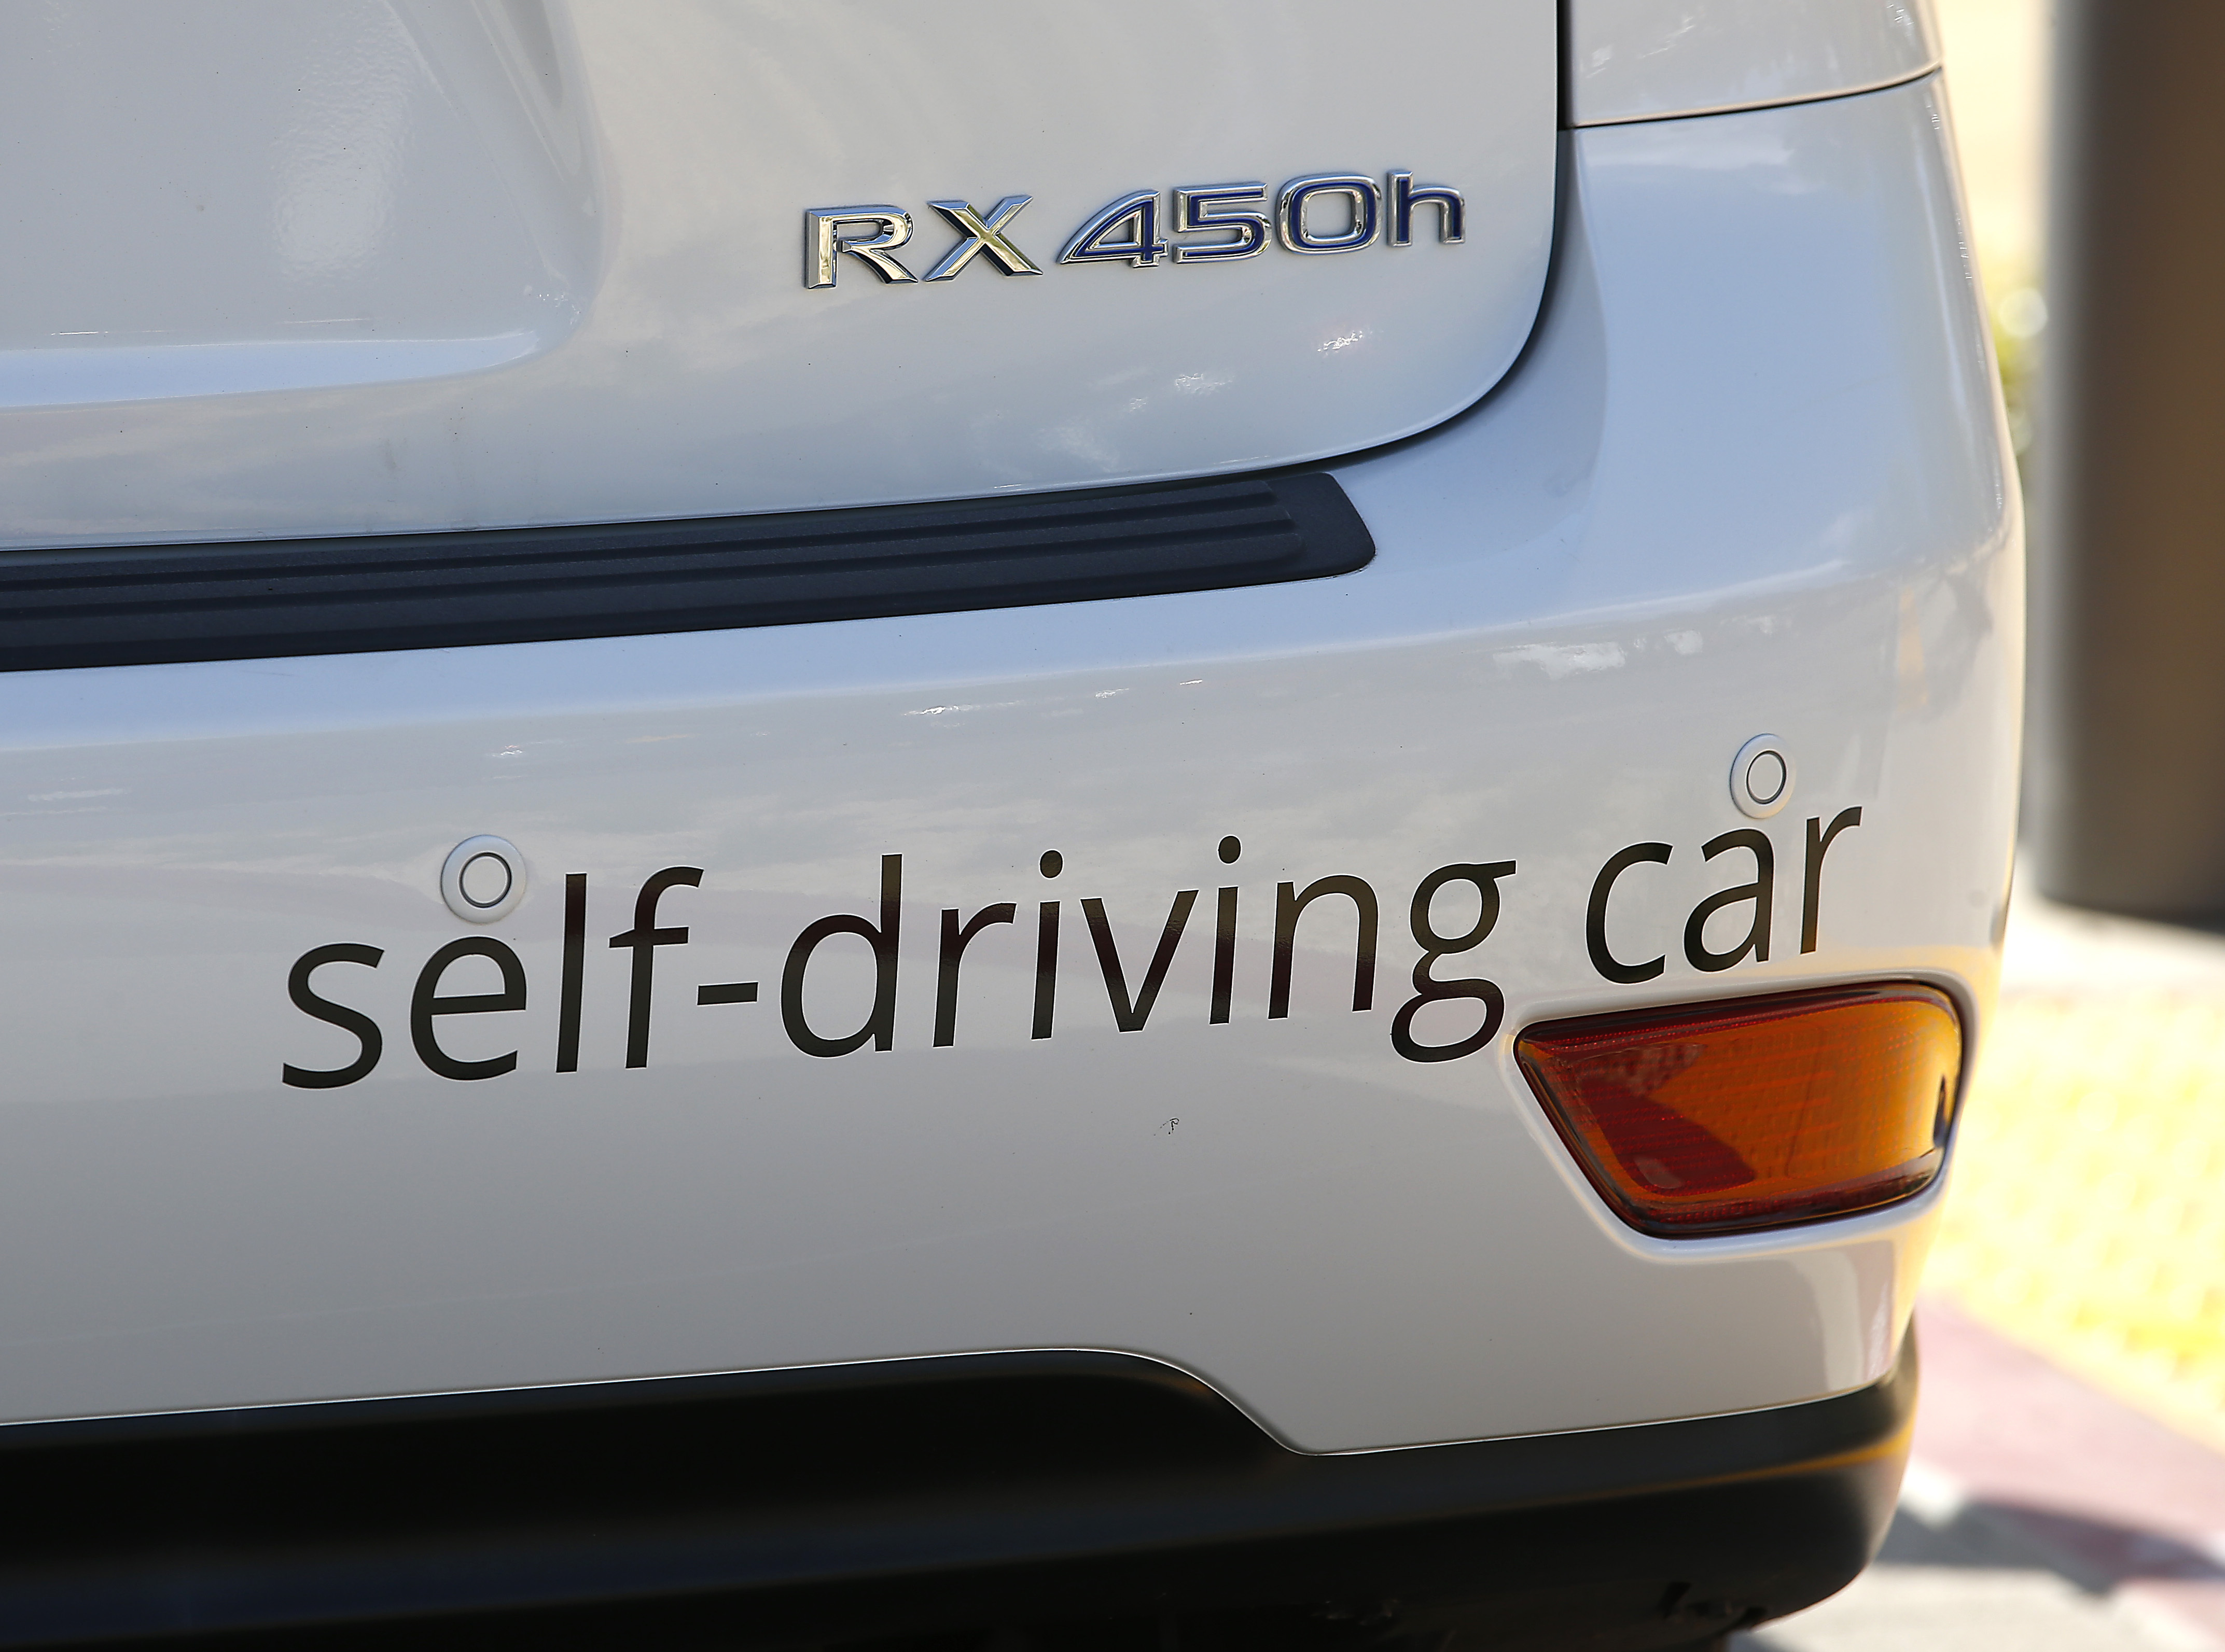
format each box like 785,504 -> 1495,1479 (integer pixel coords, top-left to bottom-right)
0,1336 -> 1914,1650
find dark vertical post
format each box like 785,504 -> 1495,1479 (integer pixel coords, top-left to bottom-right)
2028,2 -> 2225,916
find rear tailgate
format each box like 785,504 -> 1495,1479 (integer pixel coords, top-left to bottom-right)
0,0 -> 1555,546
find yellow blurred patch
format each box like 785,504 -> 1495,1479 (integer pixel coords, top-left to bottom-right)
1930,995 -> 2225,1452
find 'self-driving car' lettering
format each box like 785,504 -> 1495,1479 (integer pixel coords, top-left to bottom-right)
283,811 -> 1860,1087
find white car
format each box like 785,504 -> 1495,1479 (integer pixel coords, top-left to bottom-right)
0,2 -> 2015,1647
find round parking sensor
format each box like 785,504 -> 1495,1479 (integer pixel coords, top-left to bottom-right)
1730,735 -> 1795,819
440,835 -> 527,923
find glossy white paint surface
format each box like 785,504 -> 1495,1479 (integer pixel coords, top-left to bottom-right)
1569,0 -> 1940,125
0,77 -> 2015,1450
0,0 -> 1553,547
0,2 -> 599,407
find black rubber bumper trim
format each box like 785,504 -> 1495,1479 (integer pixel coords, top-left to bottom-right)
0,1339 -> 1914,1649
0,471 -> 1374,673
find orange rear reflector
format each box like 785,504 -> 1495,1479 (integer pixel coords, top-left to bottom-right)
1514,982 -> 1962,1237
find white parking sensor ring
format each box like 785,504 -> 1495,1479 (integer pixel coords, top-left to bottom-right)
1730,735 -> 1795,819
441,835 -> 527,923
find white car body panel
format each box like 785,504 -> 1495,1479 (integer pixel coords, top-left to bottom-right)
1568,0 -> 1940,126
0,0 -> 1553,546
0,1 -> 600,411
0,76 -> 2013,1451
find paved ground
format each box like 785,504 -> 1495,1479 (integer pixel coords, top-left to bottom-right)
1929,886 -> 2225,1452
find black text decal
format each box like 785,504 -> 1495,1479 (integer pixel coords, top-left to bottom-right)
279,809 -> 1866,1087
1585,810 -> 1863,987
283,944 -> 384,1089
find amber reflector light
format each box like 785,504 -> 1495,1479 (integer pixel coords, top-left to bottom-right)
1515,982 -> 1962,1237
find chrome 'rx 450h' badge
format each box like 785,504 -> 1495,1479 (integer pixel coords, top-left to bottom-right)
803,173 -> 1463,289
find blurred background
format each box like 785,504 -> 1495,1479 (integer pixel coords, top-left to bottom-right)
1740,3 -> 2225,1647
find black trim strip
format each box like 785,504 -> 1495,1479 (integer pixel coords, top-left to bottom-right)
0,1341 -> 1914,1648
0,472 -> 1373,673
